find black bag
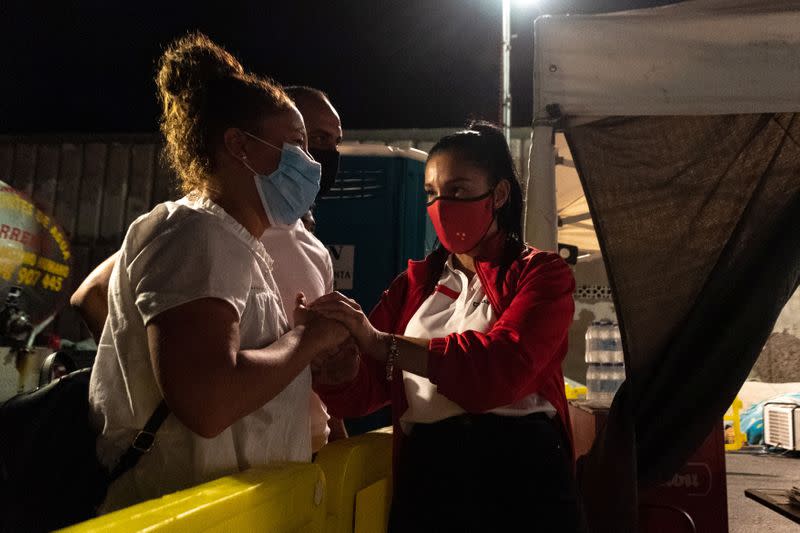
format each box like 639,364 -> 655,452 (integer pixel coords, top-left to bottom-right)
0,367 -> 168,532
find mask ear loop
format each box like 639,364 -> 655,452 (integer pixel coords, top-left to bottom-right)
238,130 -> 284,175
242,131 -> 283,152
425,188 -> 495,207
473,186 -> 498,248
239,153 -> 259,175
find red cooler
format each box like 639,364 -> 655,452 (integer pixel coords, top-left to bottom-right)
569,403 -> 729,533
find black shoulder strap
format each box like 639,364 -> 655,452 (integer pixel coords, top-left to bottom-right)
108,400 -> 170,483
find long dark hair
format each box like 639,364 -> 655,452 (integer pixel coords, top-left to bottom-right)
424,120 -> 527,293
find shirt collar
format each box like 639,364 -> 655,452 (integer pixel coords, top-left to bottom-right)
184,193 -> 275,270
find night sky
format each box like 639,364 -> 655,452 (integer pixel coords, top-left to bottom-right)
1,0 -> 680,134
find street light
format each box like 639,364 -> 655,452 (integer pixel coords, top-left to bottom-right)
501,0 -> 540,142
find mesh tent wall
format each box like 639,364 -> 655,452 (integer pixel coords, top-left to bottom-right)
524,1 -> 800,530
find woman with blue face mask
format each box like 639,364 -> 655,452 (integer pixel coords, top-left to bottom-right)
88,32 -> 349,513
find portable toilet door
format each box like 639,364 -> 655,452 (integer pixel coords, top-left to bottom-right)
313,144 -> 435,313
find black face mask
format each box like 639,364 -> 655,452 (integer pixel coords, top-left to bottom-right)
310,148 -> 340,199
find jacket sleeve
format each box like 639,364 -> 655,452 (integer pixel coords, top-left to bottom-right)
313,272 -> 408,418
426,252 -> 575,413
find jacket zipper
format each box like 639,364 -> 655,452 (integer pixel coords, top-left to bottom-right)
474,262 -> 503,316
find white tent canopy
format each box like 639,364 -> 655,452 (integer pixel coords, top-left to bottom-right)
554,132 -> 598,253
526,0 -> 800,253
534,0 -> 800,117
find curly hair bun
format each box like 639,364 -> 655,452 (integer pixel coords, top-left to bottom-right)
156,32 -> 244,107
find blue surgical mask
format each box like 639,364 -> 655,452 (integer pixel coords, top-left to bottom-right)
242,132 -> 321,226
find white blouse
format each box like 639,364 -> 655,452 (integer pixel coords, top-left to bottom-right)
400,256 -> 555,434
89,196 -> 311,513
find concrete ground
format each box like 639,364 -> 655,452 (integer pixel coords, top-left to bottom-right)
727,449 -> 799,532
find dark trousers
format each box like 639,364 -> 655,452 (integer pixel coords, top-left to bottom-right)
389,413 -> 585,533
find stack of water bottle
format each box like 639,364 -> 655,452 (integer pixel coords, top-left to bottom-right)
585,320 -> 626,407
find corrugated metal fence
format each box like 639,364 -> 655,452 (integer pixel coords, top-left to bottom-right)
0,128 -> 532,340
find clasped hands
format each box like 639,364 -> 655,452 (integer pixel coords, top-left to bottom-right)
293,292 -> 388,386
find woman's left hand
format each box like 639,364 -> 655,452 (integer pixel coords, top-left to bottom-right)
309,292 -> 388,361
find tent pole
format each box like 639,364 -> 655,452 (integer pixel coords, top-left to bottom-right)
524,124 -> 557,251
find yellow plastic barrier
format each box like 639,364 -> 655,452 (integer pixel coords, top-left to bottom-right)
314,431 -> 393,533
60,463 -> 326,533
354,479 -> 391,533
724,396 -> 747,451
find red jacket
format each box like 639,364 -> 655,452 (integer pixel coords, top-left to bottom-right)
316,232 -> 576,477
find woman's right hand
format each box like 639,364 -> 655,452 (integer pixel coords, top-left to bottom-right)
308,292 -> 388,362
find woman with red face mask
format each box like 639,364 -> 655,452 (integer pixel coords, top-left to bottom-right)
312,122 -> 584,532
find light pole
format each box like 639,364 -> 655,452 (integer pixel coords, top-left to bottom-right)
502,0 -> 512,142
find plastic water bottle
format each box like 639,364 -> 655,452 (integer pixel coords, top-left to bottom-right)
586,363 -> 609,405
596,323 -> 608,363
586,364 -> 600,402
587,363 -> 626,406
610,363 -> 626,395
586,320 -> 625,407
601,320 -> 616,363
585,321 -> 617,363
585,321 -> 625,406
584,322 -> 598,363
612,325 -> 623,363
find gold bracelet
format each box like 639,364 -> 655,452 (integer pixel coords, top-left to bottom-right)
385,334 -> 399,381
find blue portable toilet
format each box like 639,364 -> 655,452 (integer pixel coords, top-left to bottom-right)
313,144 -> 436,314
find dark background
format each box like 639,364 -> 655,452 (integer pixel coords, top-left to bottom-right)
0,0 -> 680,134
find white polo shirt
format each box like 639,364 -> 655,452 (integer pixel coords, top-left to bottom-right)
261,219 -> 334,452
400,256 -> 555,433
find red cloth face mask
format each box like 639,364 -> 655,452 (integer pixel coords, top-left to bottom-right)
426,190 -> 495,254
